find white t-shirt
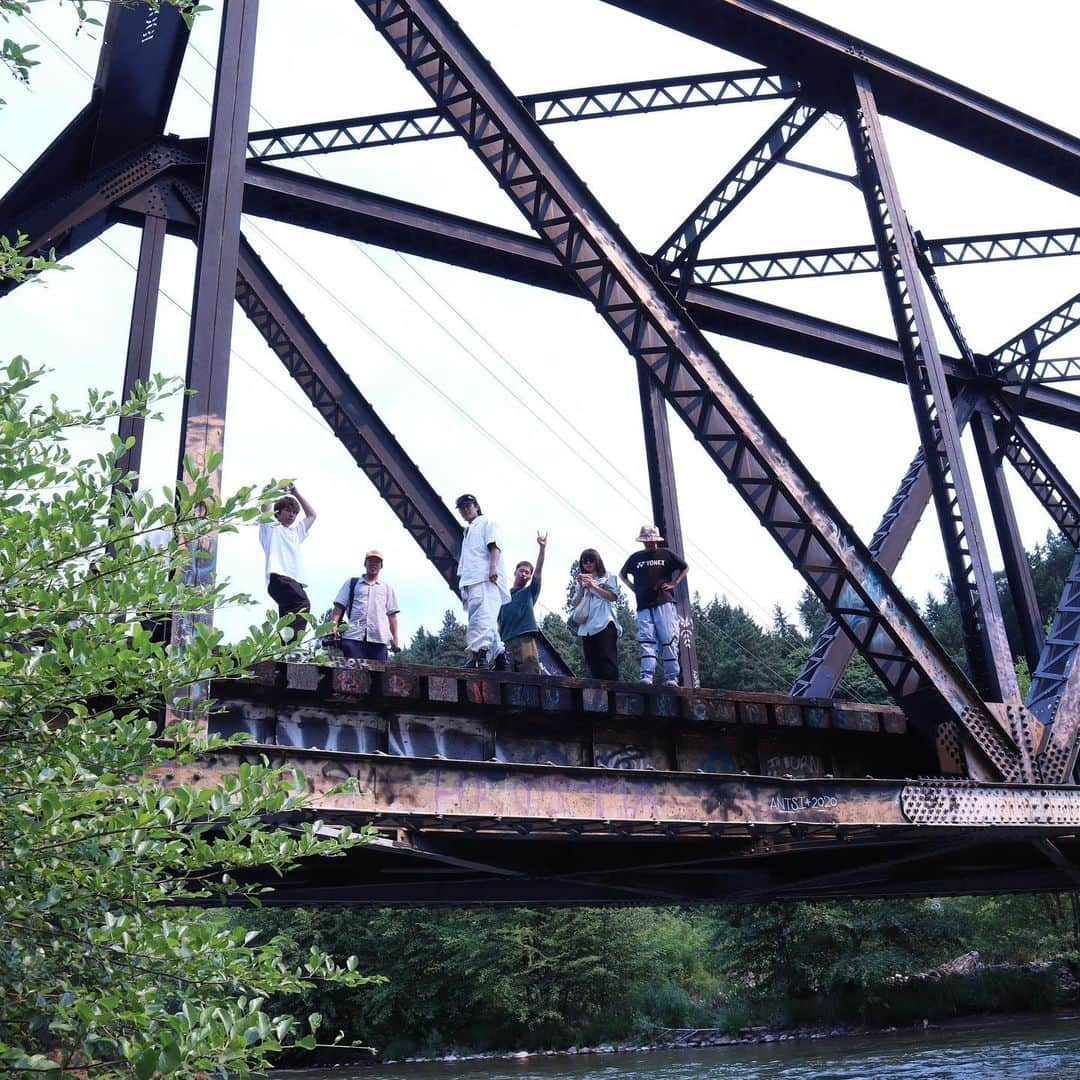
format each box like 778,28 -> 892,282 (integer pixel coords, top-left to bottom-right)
259,518 -> 309,584
458,514 -> 510,600
135,526 -> 172,554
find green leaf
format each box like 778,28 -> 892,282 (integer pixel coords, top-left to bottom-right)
133,1045 -> 158,1080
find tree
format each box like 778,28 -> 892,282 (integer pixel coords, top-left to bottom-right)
0,360 -> 384,1077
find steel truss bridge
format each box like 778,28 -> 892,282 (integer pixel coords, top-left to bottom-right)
5,0 -> 1080,904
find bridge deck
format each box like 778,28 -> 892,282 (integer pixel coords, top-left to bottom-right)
163,662 -> 1080,904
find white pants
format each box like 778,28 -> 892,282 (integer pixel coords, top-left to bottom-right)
462,581 -> 504,657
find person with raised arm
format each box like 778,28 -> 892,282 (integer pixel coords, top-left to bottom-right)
497,533 -> 548,674
259,483 -> 316,643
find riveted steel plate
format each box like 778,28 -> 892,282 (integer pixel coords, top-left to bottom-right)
902,781 -> 1080,826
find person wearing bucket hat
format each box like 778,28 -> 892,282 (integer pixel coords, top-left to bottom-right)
329,549 -> 401,661
619,525 -> 688,686
455,493 -> 511,668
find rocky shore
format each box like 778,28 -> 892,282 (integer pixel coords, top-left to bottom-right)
379,952 -> 1079,1067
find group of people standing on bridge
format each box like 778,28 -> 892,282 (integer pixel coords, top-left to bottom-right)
258,486 -> 690,685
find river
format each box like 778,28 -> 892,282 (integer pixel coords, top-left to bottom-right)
276,1015 -> 1080,1079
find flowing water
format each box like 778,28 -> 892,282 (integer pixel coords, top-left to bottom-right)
276,1014 -> 1080,1079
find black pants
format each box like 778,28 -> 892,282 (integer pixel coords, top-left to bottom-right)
341,638 -> 389,662
582,621 -> 619,680
140,616 -> 170,645
268,573 -> 310,640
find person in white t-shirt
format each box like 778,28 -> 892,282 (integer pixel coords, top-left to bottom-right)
258,484 -> 317,642
455,493 -> 510,668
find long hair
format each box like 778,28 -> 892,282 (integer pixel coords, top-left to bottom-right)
578,547 -> 606,576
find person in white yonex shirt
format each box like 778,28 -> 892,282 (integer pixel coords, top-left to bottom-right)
258,483 -> 317,642
455,493 -> 510,668
330,549 -> 401,662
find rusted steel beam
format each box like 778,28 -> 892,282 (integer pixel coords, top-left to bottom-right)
115,213 -> 167,486
232,164 -> 1080,432
993,290 -> 1080,378
243,68 -> 800,161
0,142 -> 194,298
693,226 -> 1080,287
992,399 -> 1080,549
602,0 -> 1080,197
351,0 -> 1011,750
0,4 -> 188,239
156,744 -> 1080,829
653,100 -> 821,273
232,232 -> 464,590
636,367 -> 699,687
791,388 -> 981,700
847,71 -> 1019,717
971,409 -> 1046,672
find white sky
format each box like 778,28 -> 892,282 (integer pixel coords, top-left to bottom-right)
2,0 -> 1079,654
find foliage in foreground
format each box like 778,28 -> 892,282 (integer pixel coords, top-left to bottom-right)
0,361 -> 378,1077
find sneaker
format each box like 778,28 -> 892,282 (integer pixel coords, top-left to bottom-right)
464,649 -> 488,669
663,679 -> 679,687
639,676 -> 653,684
492,650 -> 509,672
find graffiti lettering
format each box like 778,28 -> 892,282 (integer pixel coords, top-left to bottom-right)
768,794 -> 838,813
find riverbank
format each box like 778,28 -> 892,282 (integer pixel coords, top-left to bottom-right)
275,1015 -> 1080,1080
363,953 -> 1079,1067
378,1009 -> 1080,1068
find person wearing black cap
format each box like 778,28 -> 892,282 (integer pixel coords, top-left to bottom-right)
455,493 -> 510,668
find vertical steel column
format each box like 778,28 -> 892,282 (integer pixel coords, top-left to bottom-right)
178,0 -> 259,489
176,1 -> 258,516
116,212 -> 166,485
636,365 -> 699,686
915,230 -> 1046,676
970,406 -> 1046,672
846,71 -> 1020,710
173,0 -> 259,672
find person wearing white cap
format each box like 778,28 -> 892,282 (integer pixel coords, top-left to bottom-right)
619,525 -> 688,686
330,549 -> 401,661
455,493 -> 510,668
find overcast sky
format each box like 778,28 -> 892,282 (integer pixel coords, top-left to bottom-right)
3,0 -> 1078,665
